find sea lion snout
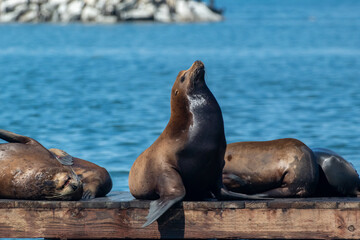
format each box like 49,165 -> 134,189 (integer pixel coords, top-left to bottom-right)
52,170 -> 83,200
190,60 -> 205,76
191,60 -> 204,70
188,60 -> 205,86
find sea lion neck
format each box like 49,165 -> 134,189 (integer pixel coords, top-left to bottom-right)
166,93 -> 192,139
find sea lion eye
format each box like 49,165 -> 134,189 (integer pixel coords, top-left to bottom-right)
180,76 -> 185,83
174,90 -> 179,96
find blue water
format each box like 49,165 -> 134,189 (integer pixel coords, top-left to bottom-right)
1,0 -> 360,196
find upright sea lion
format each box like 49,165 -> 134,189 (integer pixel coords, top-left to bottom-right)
49,148 -> 113,199
312,148 -> 360,197
129,60 -> 264,228
0,129 -> 83,200
223,138 -> 319,197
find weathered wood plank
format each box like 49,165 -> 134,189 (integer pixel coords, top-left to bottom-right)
0,192 -> 359,239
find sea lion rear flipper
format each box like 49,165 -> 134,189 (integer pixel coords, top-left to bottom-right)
250,187 -> 293,198
48,148 -> 74,166
142,195 -> 184,228
0,129 -> 34,144
214,175 -> 271,200
219,187 -> 272,200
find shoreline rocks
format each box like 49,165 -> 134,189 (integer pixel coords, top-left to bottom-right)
0,0 -> 223,23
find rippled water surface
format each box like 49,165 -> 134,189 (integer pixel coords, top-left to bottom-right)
1,0 -> 360,195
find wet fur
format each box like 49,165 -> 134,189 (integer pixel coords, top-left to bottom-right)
49,148 -> 113,199
0,130 -> 83,200
223,138 -> 319,197
129,61 -> 265,228
312,148 -> 360,197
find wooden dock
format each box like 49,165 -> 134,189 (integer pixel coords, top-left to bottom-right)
0,191 -> 360,239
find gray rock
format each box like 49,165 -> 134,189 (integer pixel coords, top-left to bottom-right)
154,3 -> 171,22
0,11 -> 19,22
1,0 -> 29,12
40,3 -> 56,21
51,9 -> 61,21
67,0 -> 83,17
84,0 -> 97,6
81,5 -> 99,22
0,0 -> 222,23
188,1 -> 222,22
95,15 -> 117,23
122,2 -> 155,21
18,10 -> 39,22
95,0 -> 107,11
116,0 -> 137,12
57,2 -> 67,20
174,0 -> 194,22
13,4 -> 30,21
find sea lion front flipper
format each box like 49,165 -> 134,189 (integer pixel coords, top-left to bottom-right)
48,148 -> 74,166
142,170 -> 186,228
0,129 -> 34,144
82,189 -> 96,200
142,195 -> 184,228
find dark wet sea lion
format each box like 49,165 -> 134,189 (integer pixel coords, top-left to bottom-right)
0,129 -> 83,200
49,148 -> 113,199
223,138 -> 319,197
312,148 -> 360,197
129,60 -> 264,227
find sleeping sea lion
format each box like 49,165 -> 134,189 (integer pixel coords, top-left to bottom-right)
312,148 -> 360,197
0,129 -> 83,200
49,148 -> 112,199
223,138 -> 319,197
129,60 -> 264,228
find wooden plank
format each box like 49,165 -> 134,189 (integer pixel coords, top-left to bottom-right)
0,192 -> 359,239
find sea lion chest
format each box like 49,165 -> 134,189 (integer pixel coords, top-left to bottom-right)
177,92 -> 226,197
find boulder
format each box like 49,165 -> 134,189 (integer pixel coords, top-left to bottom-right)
0,0 -> 223,23
95,15 -> 117,23
84,0 -> 97,6
188,1 -> 222,22
1,0 -> 29,12
18,10 -> 38,22
154,3 -> 171,22
174,0 -> 194,22
0,11 -> 19,22
81,5 -> 100,22
121,2 -> 155,21
67,1 -> 83,17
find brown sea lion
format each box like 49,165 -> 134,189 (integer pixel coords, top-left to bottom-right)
49,148 -> 112,199
129,60 -> 264,228
312,148 -> 360,197
223,138 -> 319,197
0,129 -> 83,200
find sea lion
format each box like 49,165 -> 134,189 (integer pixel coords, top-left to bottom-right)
0,129 -> 83,200
223,138 -> 319,197
312,148 -> 360,197
49,148 -> 113,199
129,60 -> 264,228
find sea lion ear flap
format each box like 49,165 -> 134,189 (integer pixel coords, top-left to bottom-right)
49,148 -> 74,166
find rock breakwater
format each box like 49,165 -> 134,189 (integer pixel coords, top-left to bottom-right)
0,0 -> 223,23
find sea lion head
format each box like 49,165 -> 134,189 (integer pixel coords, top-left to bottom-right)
170,60 -> 207,116
172,60 -> 205,99
34,166 -> 83,200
